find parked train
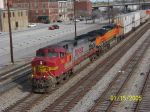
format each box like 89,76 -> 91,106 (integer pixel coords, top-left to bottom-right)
31,10 -> 149,92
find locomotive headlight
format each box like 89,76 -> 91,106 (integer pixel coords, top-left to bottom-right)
44,75 -> 46,78
29,74 -> 34,79
40,61 -> 43,65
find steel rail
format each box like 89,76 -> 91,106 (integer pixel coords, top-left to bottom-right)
0,63 -> 31,94
3,93 -> 44,112
42,21 -> 150,112
2,60 -> 93,111
2,21 -> 150,112
134,70 -> 150,112
0,63 -> 31,82
89,23 -> 150,112
0,62 -> 30,77
106,35 -> 150,112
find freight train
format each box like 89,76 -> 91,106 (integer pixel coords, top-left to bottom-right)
31,10 -> 149,93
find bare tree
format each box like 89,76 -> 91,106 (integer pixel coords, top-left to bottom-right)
76,10 -> 90,18
91,9 -> 101,23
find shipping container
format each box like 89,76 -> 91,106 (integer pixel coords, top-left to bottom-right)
133,11 -> 140,28
114,13 -> 133,34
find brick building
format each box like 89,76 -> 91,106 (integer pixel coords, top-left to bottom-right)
75,0 -> 92,18
67,0 -> 74,20
12,0 -> 59,23
0,8 -> 28,32
58,0 -> 68,21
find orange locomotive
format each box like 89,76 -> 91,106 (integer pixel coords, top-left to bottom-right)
31,23 -> 122,92
96,25 -> 122,46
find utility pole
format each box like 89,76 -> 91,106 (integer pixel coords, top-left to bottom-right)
7,1 -> 14,64
73,0 -> 77,39
143,0 -> 145,9
139,0 -> 141,10
108,0 -> 110,23
111,6 -> 114,23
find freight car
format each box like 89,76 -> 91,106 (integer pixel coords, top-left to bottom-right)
31,11 -> 149,93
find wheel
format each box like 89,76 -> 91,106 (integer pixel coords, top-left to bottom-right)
69,69 -> 74,76
63,73 -> 69,80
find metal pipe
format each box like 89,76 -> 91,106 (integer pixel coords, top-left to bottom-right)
7,2 -> 14,64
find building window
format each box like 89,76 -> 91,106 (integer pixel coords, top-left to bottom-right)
18,12 -> 20,16
9,12 -> 11,17
35,10 -> 38,14
13,12 -> 15,17
43,9 -> 46,14
3,12 -> 5,18
43,3 -> 46,8
35,4 -> 38,8
21,11 -> 23,16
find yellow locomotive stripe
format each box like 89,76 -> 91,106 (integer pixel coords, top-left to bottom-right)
32,65 -> 58,73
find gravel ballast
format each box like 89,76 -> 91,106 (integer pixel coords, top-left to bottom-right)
29,27 -> 150,112
70,29 -> 150,112
112,44 -> 150,112
0,83 -> 30,111
0,22 -> 149,112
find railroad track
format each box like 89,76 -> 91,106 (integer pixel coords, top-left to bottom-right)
3,93 -> 47,112
2,61 -> 94,112
42,22 -> 150,112
1,60 -> 93,111
89,31 -> 150,112
0,62 -> 31,94
1,21 -> 150,111
0,24 -> 101,94
133,70 -> 150,112
0,62 -> 30,80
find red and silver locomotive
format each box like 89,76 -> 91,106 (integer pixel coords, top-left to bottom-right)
31,23 -> 121,92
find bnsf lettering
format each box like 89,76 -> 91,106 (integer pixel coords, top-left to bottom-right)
75,47 -> 83,56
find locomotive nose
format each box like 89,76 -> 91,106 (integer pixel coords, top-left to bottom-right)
32,57 -> 48,66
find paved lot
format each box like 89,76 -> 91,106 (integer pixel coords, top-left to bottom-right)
0,21 -> 105,67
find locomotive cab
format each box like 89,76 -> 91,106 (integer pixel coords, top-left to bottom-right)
32,47 -> 68,77
31,46 -> 70,92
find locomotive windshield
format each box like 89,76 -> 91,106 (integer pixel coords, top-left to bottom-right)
36,51 -> 46,57
36,51 -> 58,58
48,52 -> 58,57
